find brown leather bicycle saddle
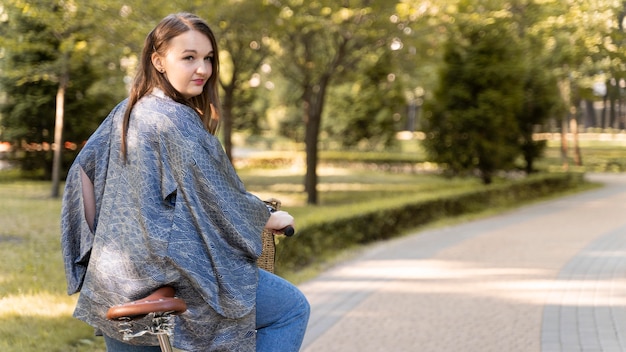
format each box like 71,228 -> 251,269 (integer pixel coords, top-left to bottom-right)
106,286 -> 187,320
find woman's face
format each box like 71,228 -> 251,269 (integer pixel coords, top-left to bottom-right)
152,30 -> 214,99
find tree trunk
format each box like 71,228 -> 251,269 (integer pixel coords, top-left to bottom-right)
222,85 -> 235,163
51,72 -> 68,198
560,117 -> 569,171
482,175 -> 493,185
616,94 -> 625,130
602,93 -> 608,129
584,99 -> 595,127
524,155 -> 534,175
303,81 -> 329,205
558,76 -> 570,171
610,89 -> 617,129
570,107 -> 582,166
304,98 -> 319,205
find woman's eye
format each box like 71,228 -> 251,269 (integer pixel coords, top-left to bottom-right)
183,56 -> 194,61
205,56 -> 213,62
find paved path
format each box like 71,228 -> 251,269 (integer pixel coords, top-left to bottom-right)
298,173 -> 626,352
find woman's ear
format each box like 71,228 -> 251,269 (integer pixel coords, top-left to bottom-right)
151,52 -> 164,73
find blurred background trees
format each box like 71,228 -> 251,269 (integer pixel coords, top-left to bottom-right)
1,0 -> 626,201
422,0 -> 527,184
0,1 -> 126,195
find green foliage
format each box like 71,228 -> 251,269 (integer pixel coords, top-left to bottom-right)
3,0 -> 626,192
323,51 -> 406,150
518,66 -> 562,173
0,3 -> 60,144
235,149 -> 426,171
266,0 -> 405,203
0,1 -> 420,183
0,1 -> 126,176
423,7 -> 525,184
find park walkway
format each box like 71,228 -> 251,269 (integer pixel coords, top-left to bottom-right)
298,173 -> 626,352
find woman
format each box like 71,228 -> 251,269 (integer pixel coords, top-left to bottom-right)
61,13 -> 309,352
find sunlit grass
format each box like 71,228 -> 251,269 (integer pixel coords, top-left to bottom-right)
0,181 -> 105,351
0,292 -> 76,317
240,163 -> 483,229
241,164 -> 477,203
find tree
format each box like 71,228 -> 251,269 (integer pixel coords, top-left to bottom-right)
536,0 -> 626,169
323,51 -> 405,150
0,1 -> 125,195
422,2 -> 526,184
209,1 -> 279,161
388,1 -> 453,133
269,1 -> 397,204
518,65 -> 563,173
510,0 -> 564,174
116,0 -> 285,162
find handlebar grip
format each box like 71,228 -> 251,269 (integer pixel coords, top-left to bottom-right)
264,199 -> 295,237
281,226 -> 295,237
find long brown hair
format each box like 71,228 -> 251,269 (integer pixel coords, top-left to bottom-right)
121,13 -> 221,158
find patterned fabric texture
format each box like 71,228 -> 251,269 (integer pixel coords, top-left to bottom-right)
61,90 -> 270,351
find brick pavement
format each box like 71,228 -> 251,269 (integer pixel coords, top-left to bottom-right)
298,173 -> 626,352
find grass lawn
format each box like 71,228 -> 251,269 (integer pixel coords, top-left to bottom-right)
239,165 -> 482,227
0,182 -> 106,351
0,141 -> 620,351
0,165 -> 482,351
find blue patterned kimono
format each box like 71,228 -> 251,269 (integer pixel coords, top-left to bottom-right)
61,89 -> 269,351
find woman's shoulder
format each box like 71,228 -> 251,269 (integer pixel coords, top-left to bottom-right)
132,91 -> 209,144
137,90 -> 194,117
134,92 -> 200,126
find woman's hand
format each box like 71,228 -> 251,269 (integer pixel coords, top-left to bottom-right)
265,210 -> 295,233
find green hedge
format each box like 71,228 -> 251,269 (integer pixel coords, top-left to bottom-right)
274,172 -> 586,274
236,150 -> 425,170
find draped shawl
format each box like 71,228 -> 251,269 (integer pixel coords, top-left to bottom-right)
61,90 -> 269,351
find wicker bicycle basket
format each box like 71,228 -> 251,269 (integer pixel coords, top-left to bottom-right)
257,199 -> 282,273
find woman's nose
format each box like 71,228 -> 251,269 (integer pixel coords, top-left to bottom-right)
197,61 -> 211,76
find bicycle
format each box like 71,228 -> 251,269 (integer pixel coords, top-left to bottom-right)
105,199 -> 294,352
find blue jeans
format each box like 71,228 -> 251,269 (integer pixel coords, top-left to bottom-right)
104,269 -> 310,351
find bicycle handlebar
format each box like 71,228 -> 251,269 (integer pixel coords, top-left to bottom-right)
281,226 -> 295,237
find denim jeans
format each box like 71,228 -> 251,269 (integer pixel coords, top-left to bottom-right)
104,269 -> 310,351
255,269 -> 310,351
